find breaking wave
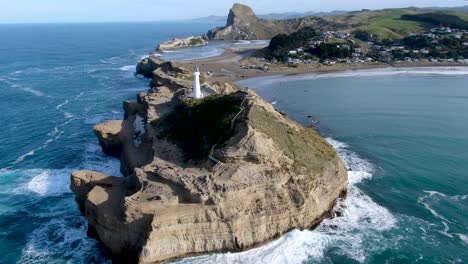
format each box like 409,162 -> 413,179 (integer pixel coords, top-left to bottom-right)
173,138 -> 396,263
18,216 -> 110,264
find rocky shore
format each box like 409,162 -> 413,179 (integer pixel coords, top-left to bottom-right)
70,56 -> 348,263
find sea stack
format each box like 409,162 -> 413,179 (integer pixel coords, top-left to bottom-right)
70,57 -> 348,263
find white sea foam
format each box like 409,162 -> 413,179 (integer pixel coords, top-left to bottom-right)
55,100 -> 69,110
0,78 -> 45,97
417,190 -> 467,240
19,217 -> 110,264
100,56 -> 121,64
82,143 -> 122,176
18,144 -> 121,197
14,127 -> 64,164
120,65 -> 135,71
173,138 -> 396,264
457,234 -> 468,244
27,169 -> 73,196
54,99 -> 77,119
238,67 -> 468,87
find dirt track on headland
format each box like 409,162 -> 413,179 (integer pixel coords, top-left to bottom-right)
180,47 -> 467,83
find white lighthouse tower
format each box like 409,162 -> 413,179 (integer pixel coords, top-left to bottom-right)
193,66 -> 202,99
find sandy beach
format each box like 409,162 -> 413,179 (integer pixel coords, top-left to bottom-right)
180,47 -> 468,83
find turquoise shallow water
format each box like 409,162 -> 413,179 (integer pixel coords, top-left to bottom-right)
0,22 -> 467,264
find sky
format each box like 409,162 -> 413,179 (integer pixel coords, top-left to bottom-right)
0,0 -> 466,24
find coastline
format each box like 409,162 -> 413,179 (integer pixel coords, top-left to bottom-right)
179,47 -> 468,83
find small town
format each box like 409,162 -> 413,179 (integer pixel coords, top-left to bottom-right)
252,27 -> 468,68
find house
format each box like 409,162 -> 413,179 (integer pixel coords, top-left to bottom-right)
335,32 -> 350,39
391,46 -> 404,50
289,50 -> 298,55
340,44 -> 351,50
423,33 -> 436,38
309,40 -> 323,45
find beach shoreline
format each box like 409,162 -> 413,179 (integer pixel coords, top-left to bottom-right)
179,47 -> 468,83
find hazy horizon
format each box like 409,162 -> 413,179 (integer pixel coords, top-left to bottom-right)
0,0 -> 467,24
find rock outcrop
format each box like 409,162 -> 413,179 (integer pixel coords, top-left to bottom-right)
157,36 -> 208,51
206,3 -> 336,40
71,56 -> 348,263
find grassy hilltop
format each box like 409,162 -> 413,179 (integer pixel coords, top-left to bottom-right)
206,4 -> 468,41
345,8 -> 468,40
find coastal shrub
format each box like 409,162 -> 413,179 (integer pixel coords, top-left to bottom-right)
307,43 -> 352,60
153,94 -> 244,161
402,35 -> 432,49
353,30 -> 373,41
189,38 -> 204,46
265,27 -> 318,61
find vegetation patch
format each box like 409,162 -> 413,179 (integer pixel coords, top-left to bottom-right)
153,94 -> 244,161
248,105 -> 338,174
189,38 -> 205,46
401,13 -> 468,30
264,27 -> 318,61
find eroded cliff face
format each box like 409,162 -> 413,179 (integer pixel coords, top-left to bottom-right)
206,3 -> 335,40
71,57 -> 348,263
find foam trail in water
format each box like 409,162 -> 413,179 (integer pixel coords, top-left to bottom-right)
120,65 -> 135,71
14,126 -> 64,164
0,78 -> 45,97
172,138 -> 396,263
417,190 -> 467,240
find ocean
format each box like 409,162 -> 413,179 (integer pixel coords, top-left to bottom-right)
0,22 -> 467,264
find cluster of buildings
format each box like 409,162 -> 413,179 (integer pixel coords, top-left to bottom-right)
284,30 -> 375,65
369,27 -> 468,63
264,27 -> 468,66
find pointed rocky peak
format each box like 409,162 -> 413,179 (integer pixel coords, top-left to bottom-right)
226,3 -> 258,26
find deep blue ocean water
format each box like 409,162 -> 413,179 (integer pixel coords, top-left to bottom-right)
0,22 -> 467,264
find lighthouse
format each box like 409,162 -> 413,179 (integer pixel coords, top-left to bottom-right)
193,66 -> 202,99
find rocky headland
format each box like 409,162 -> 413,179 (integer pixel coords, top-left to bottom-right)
157,36 -> 208,51
206,3 -> 338,40
70,56 -> 348,263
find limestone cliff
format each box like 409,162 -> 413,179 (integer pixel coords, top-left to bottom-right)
206,3 -> 337,40
71,57 -> 348,263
